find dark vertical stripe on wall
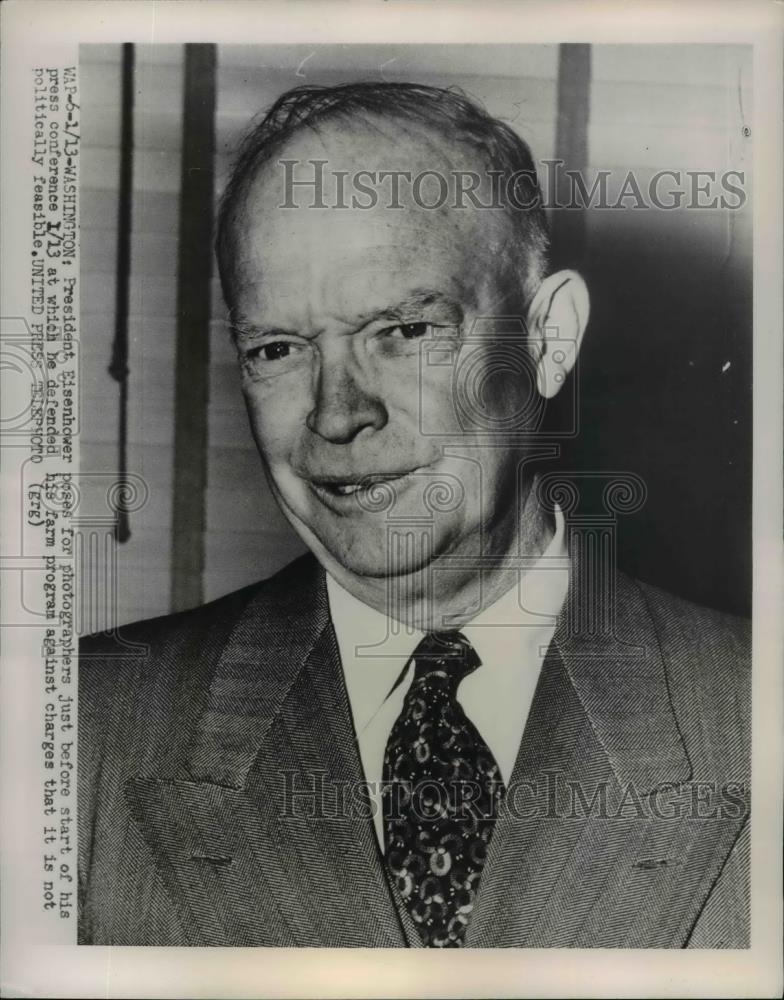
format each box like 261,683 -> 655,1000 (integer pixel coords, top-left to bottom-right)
108,42 -> 135,543
170,44 -> 217,612
552,43 -> 591,268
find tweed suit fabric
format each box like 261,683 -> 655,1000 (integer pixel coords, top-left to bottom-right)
79,553 -> 751,948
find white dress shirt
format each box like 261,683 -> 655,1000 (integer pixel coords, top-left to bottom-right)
327,508 -> 570,849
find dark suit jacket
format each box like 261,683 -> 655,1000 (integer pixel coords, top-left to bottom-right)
78,553 -> 750,947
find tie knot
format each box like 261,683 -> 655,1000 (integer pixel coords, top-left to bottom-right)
411,630 -> 481,688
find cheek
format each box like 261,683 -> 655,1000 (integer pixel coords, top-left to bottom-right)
242,381 -> 308,463
410,365 -> 461,435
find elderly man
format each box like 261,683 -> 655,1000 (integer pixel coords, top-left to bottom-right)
79,82 -> 750,948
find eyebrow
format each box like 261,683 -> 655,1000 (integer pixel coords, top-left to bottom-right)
360,290 -> 465,327
229,289 -> 464,341
229,320 -> 294,342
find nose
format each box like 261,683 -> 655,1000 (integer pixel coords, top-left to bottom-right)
306,352 -> 388,443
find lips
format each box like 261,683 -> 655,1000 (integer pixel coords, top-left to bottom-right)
329,482 -> 363,497
308,470 -> 417,502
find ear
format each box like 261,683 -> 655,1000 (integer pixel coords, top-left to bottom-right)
526,270 -> 590,399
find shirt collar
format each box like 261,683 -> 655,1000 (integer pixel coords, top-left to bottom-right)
463,504 -> 568,668
327,507 -> 568,732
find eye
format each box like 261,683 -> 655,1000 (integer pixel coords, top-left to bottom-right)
385,322 -> 431,340
371,320 -> 447,360
240,338 -> 309,377
259,342 -> 291,361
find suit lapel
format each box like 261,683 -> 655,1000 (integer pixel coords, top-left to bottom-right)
247,621 -> 407,945
555,568 -> 691,792
126,557 -> 406,947
467,568 -> 747,948
465,645 -> 617,946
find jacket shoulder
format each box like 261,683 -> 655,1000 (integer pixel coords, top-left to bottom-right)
78,553 -> 321,765
80,552 -> 318,661
77,553 -> 322,820
635,578 -> 750,673
635,578 -> 750,782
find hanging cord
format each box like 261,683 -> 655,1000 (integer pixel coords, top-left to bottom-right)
108,42 -> 135,543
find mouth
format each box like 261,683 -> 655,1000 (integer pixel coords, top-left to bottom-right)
308,470 -> 419,505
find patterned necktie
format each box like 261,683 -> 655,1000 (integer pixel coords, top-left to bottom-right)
382,631 -> 506,947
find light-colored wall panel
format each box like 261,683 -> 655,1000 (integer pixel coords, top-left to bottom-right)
81,234 -> 179,277
588,124 -> 744,171
80,189 -> 180,235
221,43 -> 560,76
591,44 -> 750,84
591,79 -> 752,128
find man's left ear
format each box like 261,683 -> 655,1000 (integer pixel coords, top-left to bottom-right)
525,270 -> 590,399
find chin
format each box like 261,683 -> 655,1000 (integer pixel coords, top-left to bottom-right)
312,515 -> 471,582
334,549 -> 434,580
319,530 -> 432,579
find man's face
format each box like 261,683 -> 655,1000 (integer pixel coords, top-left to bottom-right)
226,117 -> 541,581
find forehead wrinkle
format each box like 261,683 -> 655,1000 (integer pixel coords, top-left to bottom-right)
220,107 -> 524,298
226,117 -> 520,332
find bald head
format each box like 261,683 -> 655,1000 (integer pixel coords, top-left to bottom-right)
215,82 -> 550,313
225,113 -> 534,323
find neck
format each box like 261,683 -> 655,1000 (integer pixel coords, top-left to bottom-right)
324,475 -> 554,632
